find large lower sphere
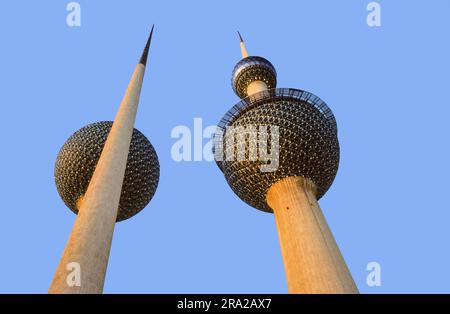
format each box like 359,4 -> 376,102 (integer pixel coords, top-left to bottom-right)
215,88 -> 339,212
54,121 -> 160,221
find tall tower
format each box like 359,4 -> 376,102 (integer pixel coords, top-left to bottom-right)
214,33 -> 358,294
49,26 -> 160,294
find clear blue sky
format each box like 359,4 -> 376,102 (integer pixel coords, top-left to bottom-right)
0,0 -> 449,293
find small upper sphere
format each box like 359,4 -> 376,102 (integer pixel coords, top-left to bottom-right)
54,121 -> 160,222
232,56 -> 277,99
215,88 -> 339,212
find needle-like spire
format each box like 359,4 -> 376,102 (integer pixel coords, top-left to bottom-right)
237,31 -> 249,58
139,24 -> 154,66
238,31 -> 244,42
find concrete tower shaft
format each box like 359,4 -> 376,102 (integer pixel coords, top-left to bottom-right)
49,26 -> 157,294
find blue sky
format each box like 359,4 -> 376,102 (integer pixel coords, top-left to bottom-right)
0,0 -> 449,293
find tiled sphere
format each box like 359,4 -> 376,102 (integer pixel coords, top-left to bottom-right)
215,88 -> 339,212
232,56 -> 277,99
54,121 -> 159,221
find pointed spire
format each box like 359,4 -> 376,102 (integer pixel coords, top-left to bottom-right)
237,31 -> 249,59
238,31 -> 244,42
139,24 -> 154,66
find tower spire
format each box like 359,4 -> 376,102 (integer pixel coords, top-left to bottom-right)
139,24 -> 154,66
49,28 -> 159,294
237,31 -> 249,58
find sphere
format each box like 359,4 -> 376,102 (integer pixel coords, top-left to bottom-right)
231,56 -> 277,99
215,88 -> 339,212
54,121 -> 160,221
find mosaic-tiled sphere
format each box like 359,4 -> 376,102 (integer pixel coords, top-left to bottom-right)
231,56 -> 277,99
215,88 -> 339,212
55,121 -> 159,221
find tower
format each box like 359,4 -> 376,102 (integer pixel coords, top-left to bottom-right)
214,33 -> 358,294
49,26 -> 160,294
